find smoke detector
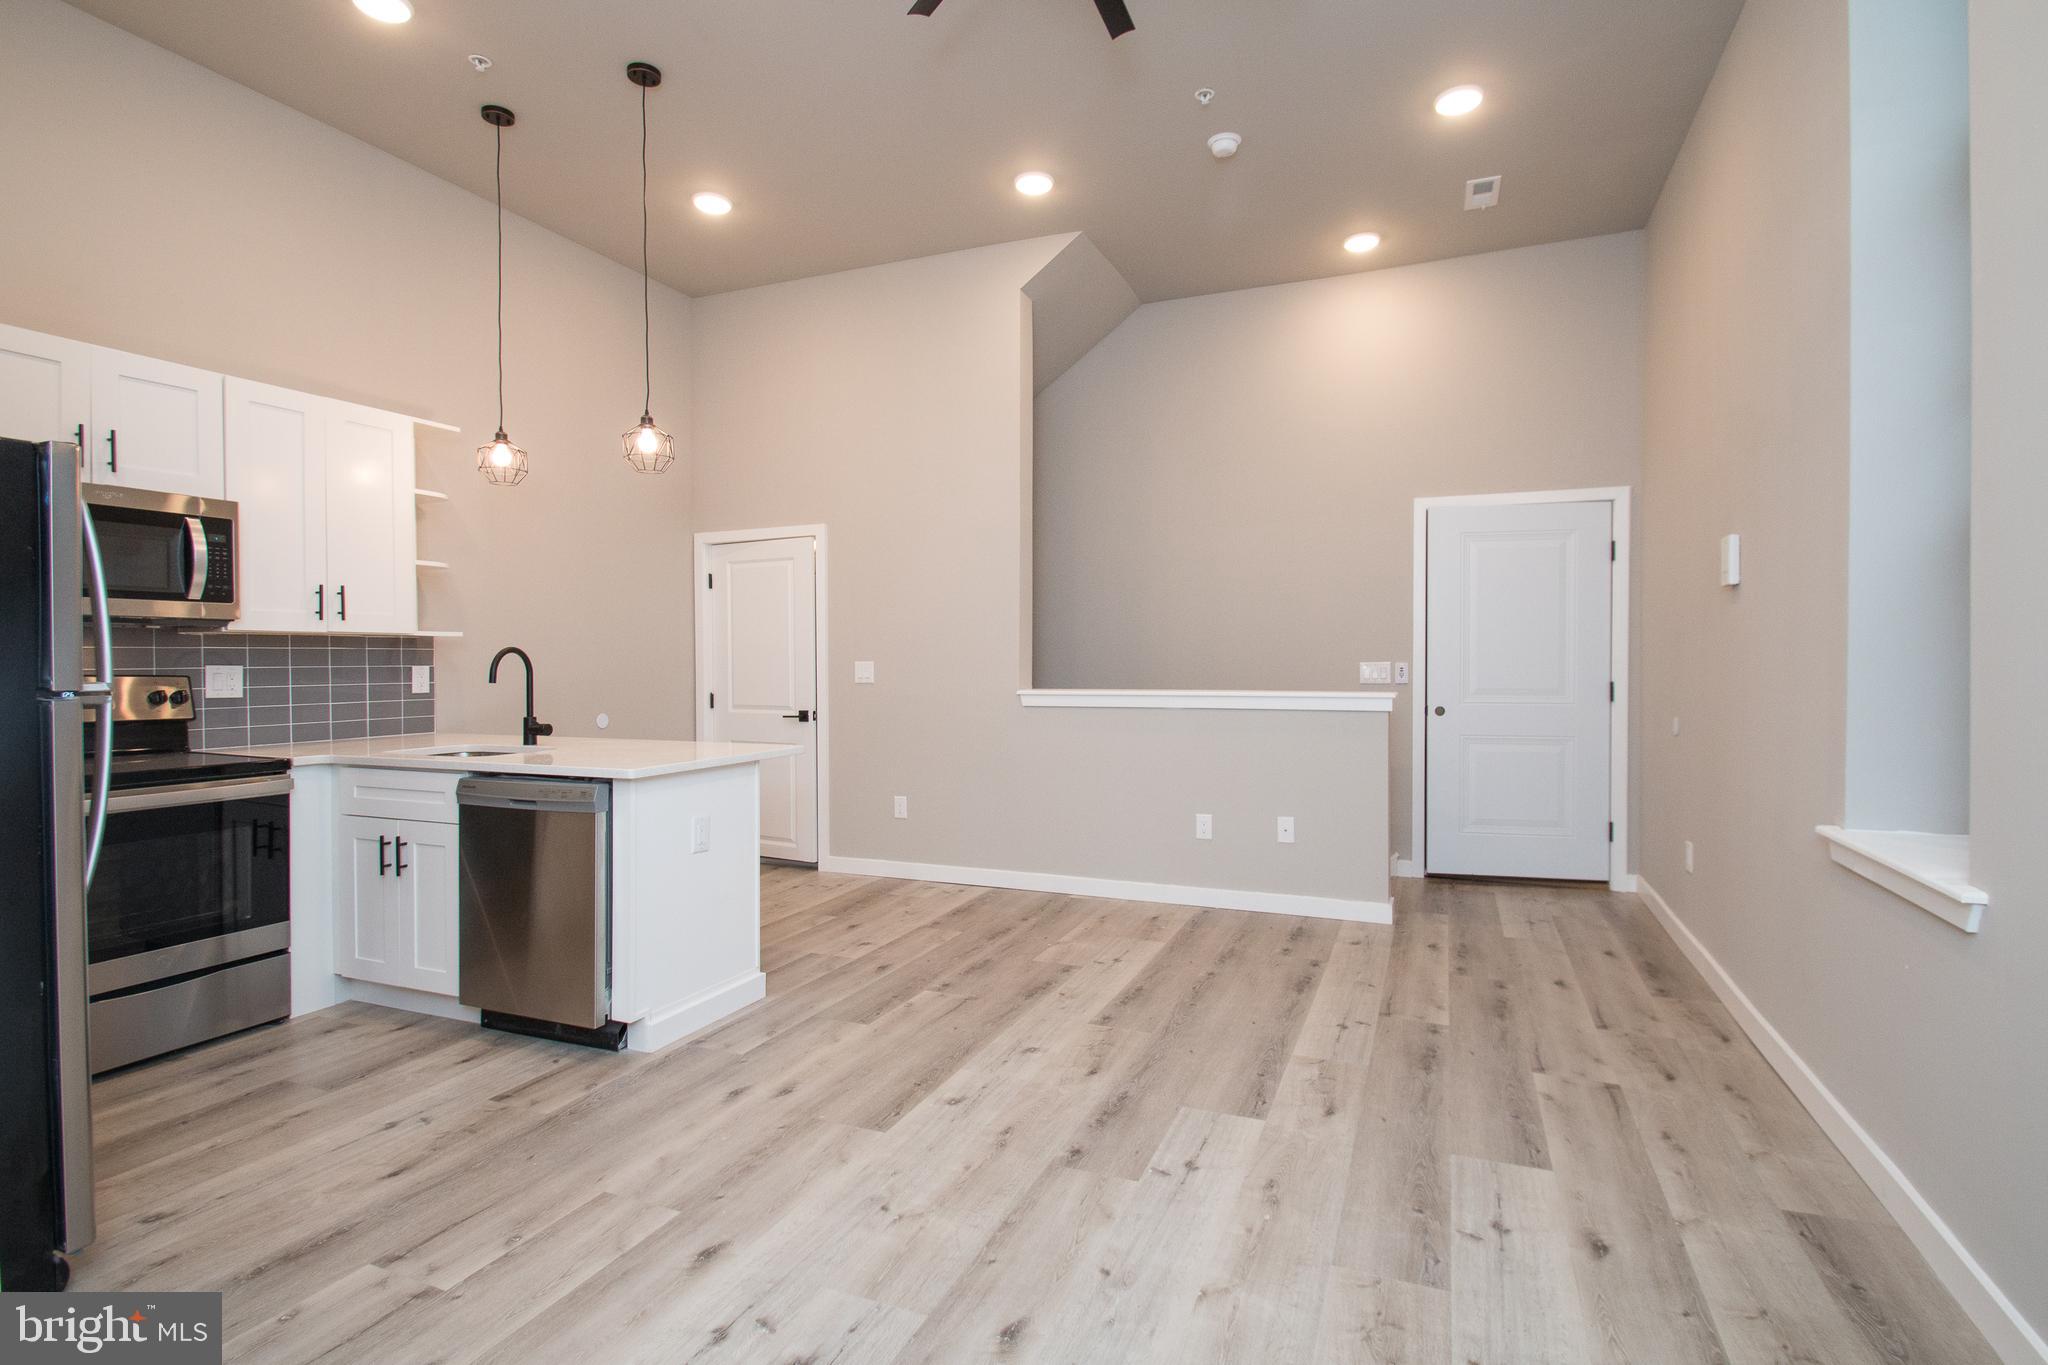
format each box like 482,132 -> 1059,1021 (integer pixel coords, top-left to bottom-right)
1195,87 -> 1216,105
1464,174 -> 1503,210
1207,132 -> 1242,160
468,53 -> 493,73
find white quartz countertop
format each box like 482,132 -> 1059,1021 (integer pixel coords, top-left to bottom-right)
214,731 -> 802,781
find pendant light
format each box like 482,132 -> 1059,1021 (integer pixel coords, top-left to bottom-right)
620,62 -> 676,473
477,104 -> 528,485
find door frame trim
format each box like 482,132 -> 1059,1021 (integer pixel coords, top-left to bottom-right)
693,524 -> 830,865
1410,486 -> 1632,891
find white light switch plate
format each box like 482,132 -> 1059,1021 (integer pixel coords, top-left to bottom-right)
1358,661 -> 1392,685
855,661 -> 876,684
411,665 -> 432,694
1277,815 -> 1296,844
1195,813 -> 1213,840
203,664 -> 243,699
691,815 -> 710,854
893,795 -> 908,819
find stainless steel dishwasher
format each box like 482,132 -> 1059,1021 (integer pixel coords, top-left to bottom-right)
456,776 -> 626,1050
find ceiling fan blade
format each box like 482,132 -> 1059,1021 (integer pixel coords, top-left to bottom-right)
1093,0 -> 1135,37
907,0 -> 943,14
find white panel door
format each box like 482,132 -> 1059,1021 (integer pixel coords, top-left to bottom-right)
392,820 -> 458,997
323,402 -> 417,634
701,536 -> 818,862
335,816 -> 399,984
88,346 -> 224,495
1425,500 -> 1611,879
225,378 -> 329,633
0,323 -> 90,447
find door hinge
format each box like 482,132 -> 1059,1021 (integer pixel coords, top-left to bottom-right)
709,691 -> 715,710
1609,681 -> 1616,702
1608,821 -> 1615,842
1610,540 -> 1617,561
707,572 -> 713,589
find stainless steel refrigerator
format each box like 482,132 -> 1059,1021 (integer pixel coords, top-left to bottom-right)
1,438 -> 112,1290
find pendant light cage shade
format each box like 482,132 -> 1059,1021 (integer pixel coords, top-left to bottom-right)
621,414 -> 675,473
477,430 -> 528,485
623,62 -> 675,474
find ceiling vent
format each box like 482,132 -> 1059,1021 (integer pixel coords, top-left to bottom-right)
1465,175 -> 1503,210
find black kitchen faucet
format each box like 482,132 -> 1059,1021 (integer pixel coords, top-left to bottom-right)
487,646 -> 554,748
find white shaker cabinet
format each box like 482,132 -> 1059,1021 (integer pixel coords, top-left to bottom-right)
225,379 -> 417,635
0,323 -> 91,448
334,814 -> 458,997
88,346 -> 225,496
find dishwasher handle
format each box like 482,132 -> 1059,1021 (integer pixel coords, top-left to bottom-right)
457,777 -> 610,813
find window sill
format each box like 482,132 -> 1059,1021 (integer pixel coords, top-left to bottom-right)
1019,689 -> 1395,713
1815,826 -> 1987,933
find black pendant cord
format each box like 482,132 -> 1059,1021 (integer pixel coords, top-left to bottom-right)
495,120 -> 506,437
640,81 -> 652,420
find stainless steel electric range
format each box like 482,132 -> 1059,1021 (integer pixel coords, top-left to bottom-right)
86,674 -> 292,1073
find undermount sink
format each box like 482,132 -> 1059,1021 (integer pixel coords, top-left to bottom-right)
394,745 -> 537,759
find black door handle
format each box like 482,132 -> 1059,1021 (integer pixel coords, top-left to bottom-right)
1433,706 -> 1446,717
781,709 -> 812,722
107,427 -> 118,475
393,835 -> 408,877
377,834 -> 390,875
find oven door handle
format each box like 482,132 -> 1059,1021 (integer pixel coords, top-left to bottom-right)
103,774 -> 295,814
185,515 -> 210,602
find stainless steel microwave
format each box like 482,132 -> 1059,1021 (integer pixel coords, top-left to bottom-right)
81,486 -> 239,623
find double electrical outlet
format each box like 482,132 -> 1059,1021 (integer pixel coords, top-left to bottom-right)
1196,813 -> 1295,844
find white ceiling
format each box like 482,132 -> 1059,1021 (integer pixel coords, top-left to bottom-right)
64,0 -> 1742,301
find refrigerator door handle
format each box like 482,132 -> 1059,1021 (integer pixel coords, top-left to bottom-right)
80,503 -> 114,886
43,697 -> 97,1255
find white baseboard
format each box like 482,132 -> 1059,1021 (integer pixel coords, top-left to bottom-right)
820,856 -> 1392,925
1636,879 -> 2047,1365
626,971 -> 767,1053
1393,858 -> 1422,879
1609,871 -> 1639,893
342,978 -> 480,1024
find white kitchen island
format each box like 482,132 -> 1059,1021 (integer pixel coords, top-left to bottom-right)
224,733 -> 800,1053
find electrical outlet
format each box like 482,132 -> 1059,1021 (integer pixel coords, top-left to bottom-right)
1358,661 -> 1392,685
1394,662 -> 1410,685
691,815 -> 710,854
893,795 -> 908,819
1195,813 -> 1213,841
203,664 -> 243,699
1277,816 -> 1295,844
1684,840 -> 1695,874
411,665 -> 432,695
855,661 -> 876,684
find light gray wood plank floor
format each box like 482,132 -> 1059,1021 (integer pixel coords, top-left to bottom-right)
72,870 -> 2000,1365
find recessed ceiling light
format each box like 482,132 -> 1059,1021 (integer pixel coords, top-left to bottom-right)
1434,84 -> 1484,117
692,191 -> 733,216
1343,232 -> 1382,255
1014,171 -> 1055,197
352,0 -> 414,23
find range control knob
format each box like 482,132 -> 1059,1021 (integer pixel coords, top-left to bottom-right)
147,689 -> 169,705
168,689 -> 189,706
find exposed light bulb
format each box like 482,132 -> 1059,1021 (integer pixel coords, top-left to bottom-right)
634,424 -> 660,455
489,440 -> 513,467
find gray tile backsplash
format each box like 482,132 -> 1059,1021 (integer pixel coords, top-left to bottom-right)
95,624 -> 435,748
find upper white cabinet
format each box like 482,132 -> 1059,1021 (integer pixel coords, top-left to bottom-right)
225,379 -> 417,635
89,347 -> 225,497
0,323 -> 91,448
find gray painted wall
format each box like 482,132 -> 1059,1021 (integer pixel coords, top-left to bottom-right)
1,0 -> 695,743
691,240 -> 1389,904
1032,233 -> 1646,868
1643,0 -> 2046,1345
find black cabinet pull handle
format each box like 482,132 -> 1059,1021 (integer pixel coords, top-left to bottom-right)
393,835 -> 408,877
377,834 -> 390,875
107,427 -> 118,475
315,585 -> 325,621
337,585 -> 347,622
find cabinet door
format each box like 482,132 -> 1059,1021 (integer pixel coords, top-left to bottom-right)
225,379 -> 328,633
88,347 -> 225,495
324,403 -> 417,634
334,815 -> 400,986
0,323 -> 91,448
392,820 -> 458,997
